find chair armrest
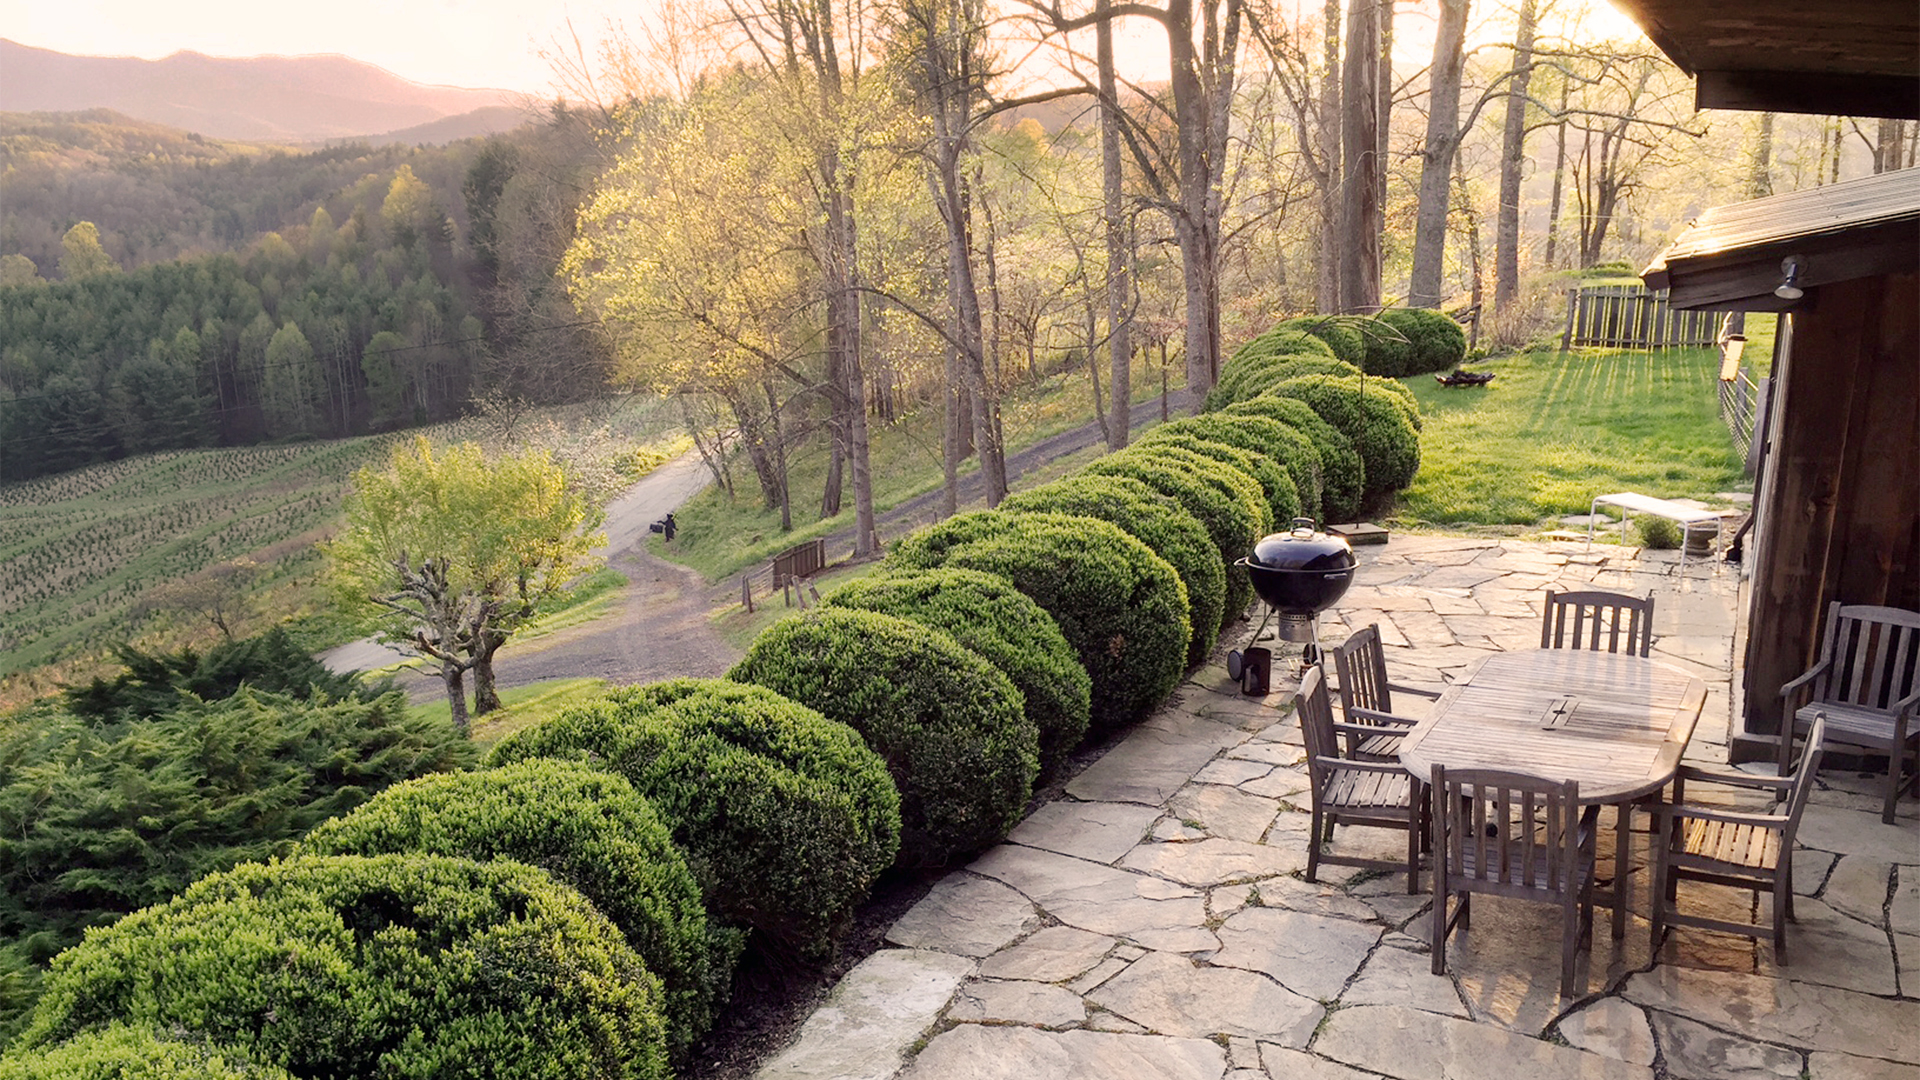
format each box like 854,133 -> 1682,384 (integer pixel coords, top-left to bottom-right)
1317,755 -> 1415,776
1657,803 -> 1790,829
1779,659 -> 1830,701
1893,687 -> 1920,715
1673,764 -> 1794,793
1342,709 -> 1420,730
1389,682 -> 1443,701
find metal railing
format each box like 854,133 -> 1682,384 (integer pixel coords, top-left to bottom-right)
1719,367 -> 1770,475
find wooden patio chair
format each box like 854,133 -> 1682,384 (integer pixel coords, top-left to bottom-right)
1331,623 -> 1440,762
1778,602 -> 1920,824
1654,713 -> 1828,964
1430,766 -> 1599,999
1295,664 -> 1426,894
1541,589 -> 1655,657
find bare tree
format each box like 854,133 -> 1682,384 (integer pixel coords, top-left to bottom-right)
1337,0 -> 1382,312
1406,0 -> 1471,309
1492,0 -> 1537,311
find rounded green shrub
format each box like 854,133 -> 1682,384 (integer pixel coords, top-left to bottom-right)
1218,394 -> 1365,523
1001,475 -> 1224,669
1375,308 -> 1467,375
299,760 -> 731,1059
1087,444 -> 1268,619
1357,314 -> 1415,376
730,610 -> 1037,868
883,509 -> 1016,573
1269,374 -> 1422,498
1134,429 -> 1302,528
487,679 -> 899,959
16,855 -> 669,1080
1635,515 -> 1683,550
0,1024 -> 292,1080
1206,352 -> 1364,411
1139,413 -> 1325,523
824,569 -> 1091,774
1225,328 -> 1335,366
1277,315 -> 1370,367
886,511 -> 1189,733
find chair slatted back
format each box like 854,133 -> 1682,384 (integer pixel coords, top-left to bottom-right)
1542,589 -> 1655,657
1816,603 -> 1920,711
1295,665 -> 1341,795
1333,624 -> 1394,714
1781,713 -> 1829,852
1433,767 -> 1583,897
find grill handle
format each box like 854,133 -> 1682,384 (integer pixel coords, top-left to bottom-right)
1289,517 -> 1318,537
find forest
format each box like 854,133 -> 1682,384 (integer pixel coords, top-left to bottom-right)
0,107 -> 613,481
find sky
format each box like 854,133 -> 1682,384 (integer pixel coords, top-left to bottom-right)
0,0 -> 1651,98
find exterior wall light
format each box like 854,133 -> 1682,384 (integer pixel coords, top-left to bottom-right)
1774,255 -> 1806,300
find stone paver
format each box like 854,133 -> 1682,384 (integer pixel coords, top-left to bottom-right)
1315,1004 -> 1653,1080
757,536 -> 1920,1080
1651,1010 -> 1804,1080
900,1025 -> 1226,1080
1085,950 -> 1322,1045
754,949 -> 974,1080
1007,801 -> 1162,864
886,873 -> 1036,957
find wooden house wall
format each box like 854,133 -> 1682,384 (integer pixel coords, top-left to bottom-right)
1743,271 -> 1920,742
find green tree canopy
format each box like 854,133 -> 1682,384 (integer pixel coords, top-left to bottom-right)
57,223 -> 117,281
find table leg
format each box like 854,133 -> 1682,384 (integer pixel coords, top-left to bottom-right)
1612,802 -> 1632,939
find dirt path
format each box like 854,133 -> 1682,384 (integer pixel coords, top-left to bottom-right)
323,389 -> 1198,697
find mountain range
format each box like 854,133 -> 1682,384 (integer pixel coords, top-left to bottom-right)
0,38 -> 530,143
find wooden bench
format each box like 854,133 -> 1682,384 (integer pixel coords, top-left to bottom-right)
1584,492 -> 1725,570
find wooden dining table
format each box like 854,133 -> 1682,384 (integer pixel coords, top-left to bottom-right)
1396,648 -> 1709,937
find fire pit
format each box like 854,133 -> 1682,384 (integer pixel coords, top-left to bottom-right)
1227,518 -> 1358,689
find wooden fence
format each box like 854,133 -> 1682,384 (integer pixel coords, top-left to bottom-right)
1559,285 -> 1719,351
739,537 -> 828,614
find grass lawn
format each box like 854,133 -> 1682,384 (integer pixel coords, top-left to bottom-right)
409,677 -> 610,750
1392,346 -> 1750,528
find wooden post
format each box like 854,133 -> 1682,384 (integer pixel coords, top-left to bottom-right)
742,574 -> 754,614
1561,289 -> 1577,352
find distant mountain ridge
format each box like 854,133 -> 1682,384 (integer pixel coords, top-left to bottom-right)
0,38 -> 524,142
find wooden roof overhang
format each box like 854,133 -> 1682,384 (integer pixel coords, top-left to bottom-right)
1641,168 -> 1920,311
1608,1 -> 1920,119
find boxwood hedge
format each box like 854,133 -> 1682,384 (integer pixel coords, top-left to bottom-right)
1374,308 -> 1467,376
1269,374 -> 1422,497
299,760 -> 732,1059
1086,444 -> 1268,619
885,511 -> 1189,733
488,680 -> 899,960
882,509 -> 1015,573
1225,328 -> 1335,365
1276,315 -> 1370,367
1206,351 -> 1362,412
1132,429 -> 1301,528
1000,475 -> 1224,668
0,1024 -> 291,1080
1218,395 -> 1365,522
1138,413 -> 1324,524
823,569 -> 1091,775
1357,314 -> 1414,376
16,854 -> 670,1080
730,610 -> 1037,868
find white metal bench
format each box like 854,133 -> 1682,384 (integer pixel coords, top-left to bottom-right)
1584,493 -> 1725,570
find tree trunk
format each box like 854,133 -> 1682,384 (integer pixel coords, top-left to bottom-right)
765,378 -> 792,531
1316,0 -> 1343,313
1407,0 -> 1471,309
1338,0 -> 1382,313
1454,150 -> 1484,313
471,633 -> 503,715
1747,111 -> 1775,198
1543,78 -> 1570,268
441,662 -> 470,737
1097,0 -> 1133,450
1875,118 -> 1904,173
1492,0 -> 1536,310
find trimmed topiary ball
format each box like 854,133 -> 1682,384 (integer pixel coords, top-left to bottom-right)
885,511 -> 1189,733
730,610 -> 1037,868
1269,374 -> 1422,498
16,855 -> 670,1080
487,679 -> 900,960
1375,308 -> 1467,375
1220,395 -> 1365,522
824,569 -> 1091,774
1133,429 -> 1302,528
1001,475 -> 1225,669
0,1024 -> 292,1080
882,509 -> 1014,573
299,760 -> 733,1060
1357,313 -> 1416,376
1276,315 -> 1370,367
1087,444 -> 1269,620
1205,352 -> 1364,411
1225,328 -> 1336,366
1138,413 -> 1325,524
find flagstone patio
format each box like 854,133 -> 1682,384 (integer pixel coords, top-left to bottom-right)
753,534 -> 1920,1080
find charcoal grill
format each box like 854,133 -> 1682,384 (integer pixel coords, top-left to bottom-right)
1226,518 -> 1358,690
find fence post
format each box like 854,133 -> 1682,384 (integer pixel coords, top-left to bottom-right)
1561,290 -> 1577,352
742,574 -> 754,615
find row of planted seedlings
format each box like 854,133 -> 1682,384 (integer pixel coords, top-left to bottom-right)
0,310 -> 1453,1080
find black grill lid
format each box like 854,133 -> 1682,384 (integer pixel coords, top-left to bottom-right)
1249,518 -> 1357,573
